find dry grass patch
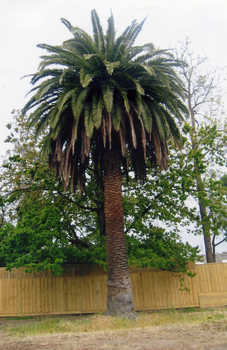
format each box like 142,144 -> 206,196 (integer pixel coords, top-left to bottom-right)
0,308 -> 226,337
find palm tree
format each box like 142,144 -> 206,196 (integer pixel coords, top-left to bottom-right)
22,10 -> 188,318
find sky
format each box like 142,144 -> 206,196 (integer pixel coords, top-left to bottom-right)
1,0 -> 227,254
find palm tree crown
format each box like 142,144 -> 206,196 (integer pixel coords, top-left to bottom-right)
22,10 -> 187,192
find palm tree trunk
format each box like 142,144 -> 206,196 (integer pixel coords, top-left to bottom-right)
103,149 -> 136,318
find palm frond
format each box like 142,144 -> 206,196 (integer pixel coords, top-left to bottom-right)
105,11 -> 115,59
63,38 -> 95,56
152,104 -> 168,141
128,112 -> 137,149
60,18 -> 72,31
73,87 -> 90,119
92,94 -> 104,129
118,125 -> 126,157
124,17 -> 146,48
30,69 -> 62,85
35,79 -> 58,101
27,102 -> 53,129
33,113 -> 51,139
80,67 -> 95,87
112,98 -> 122,131
104,60 -> 120,75
113,35 -> 127,62
91,9 -> 105,52
102,83 -> 114,113
140,99 -> 152,133
84,103 -> 95,138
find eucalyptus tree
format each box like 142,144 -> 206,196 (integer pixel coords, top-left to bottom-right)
22,10 -> 187,318
176,40 -> 227,263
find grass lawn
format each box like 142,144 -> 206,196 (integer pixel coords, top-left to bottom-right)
0,307 -> 226,336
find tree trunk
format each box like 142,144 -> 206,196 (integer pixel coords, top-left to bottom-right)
103,149 -> 136,318
212,234 -> 216,262
188,101 -> 214,263
199,201 -> 214,263
197,175 -> 214,263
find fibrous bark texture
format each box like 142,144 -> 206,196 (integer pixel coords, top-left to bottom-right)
103,149 -> 136,318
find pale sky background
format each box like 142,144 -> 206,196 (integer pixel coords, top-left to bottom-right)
0,0 -> 227,254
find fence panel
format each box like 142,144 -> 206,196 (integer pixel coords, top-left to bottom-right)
195,264 -> 227,293
132,268 -> 199,310
0,263 -> 227,317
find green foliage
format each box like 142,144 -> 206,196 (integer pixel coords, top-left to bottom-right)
126,228 -> 200,274
221,174 -> 227,188
0,111 -> 201,275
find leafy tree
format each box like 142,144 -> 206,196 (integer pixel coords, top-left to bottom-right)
177,40 -> 227,262
0,112 -> 106,271
0,112 -> 201,275
21,10 -> 187,317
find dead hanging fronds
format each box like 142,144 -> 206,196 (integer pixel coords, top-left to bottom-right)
101,117 -> 106,148
70,119 -> 77,155
139,115 -> 146,158
81,128 -> 91,163
106,113 -> 112,149
160,142 -> 169,171
118,128 -> 126,158
55,137 -> 62,163
128,112 -> 137,149
152,130 -> 169,171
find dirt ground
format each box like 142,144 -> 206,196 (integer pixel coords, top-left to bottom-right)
0,319 -> 227,350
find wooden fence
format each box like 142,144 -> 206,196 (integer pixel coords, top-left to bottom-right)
0,263 -> 227,317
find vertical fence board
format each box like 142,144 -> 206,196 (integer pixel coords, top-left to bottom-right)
222,264 -> 227,291
143,271 -> 154,308
99,274 -> 107,311
37,278 -> 42,314
75,276 -> 81,312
